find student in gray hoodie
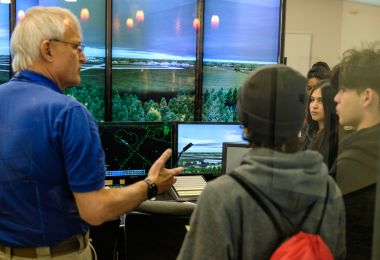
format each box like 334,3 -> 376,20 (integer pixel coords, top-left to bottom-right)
178,65 -> 346,260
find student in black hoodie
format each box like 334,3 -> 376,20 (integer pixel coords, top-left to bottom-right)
333,47 -> 380,259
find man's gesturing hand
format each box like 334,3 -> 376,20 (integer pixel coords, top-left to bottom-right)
147,149 -> 184,193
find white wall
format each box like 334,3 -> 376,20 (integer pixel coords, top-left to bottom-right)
285,0 -> 343,73
341,1 -> 380,51
285,0 -> 380,75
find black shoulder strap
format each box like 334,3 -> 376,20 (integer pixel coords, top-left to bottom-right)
230,172 -> 330,236
316,181 -> 330,234
229,172 -> 284,236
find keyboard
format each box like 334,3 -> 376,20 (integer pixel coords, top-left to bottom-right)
169,175 -> 207,201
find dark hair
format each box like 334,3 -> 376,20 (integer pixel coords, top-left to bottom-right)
312,61 -> 330,71
339,47 -> 380,95
304,80 -> 339,168
307,61 -> 331,80
329,64 -> 340,90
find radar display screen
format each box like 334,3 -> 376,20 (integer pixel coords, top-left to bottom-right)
99,122 -> 174,177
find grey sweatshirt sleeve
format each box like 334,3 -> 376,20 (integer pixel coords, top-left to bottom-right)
177,184 -> 236,260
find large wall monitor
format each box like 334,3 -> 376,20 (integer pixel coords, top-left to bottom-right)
12,0 -> 284,122
99,122 -> 174,184
111,0 -> 197,122
176,122 -> 248,177
202,0 -> 283,121
0,3 -> 10,84
221,142 -> 251,175
15,0 -> 106,121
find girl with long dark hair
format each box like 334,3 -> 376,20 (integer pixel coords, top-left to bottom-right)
302,80 -> 339,169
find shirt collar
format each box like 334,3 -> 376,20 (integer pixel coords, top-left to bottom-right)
13,70 -> 62,94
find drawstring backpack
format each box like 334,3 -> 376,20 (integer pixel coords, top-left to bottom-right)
230,172 -> 333,260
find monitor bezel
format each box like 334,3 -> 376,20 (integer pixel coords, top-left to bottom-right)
98,121 -> 176,184
221,142 -> 251,175
174,121 -> 244,179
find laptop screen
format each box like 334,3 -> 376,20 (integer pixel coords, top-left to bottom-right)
221,142 -> 251,175
176,122 -> 247,177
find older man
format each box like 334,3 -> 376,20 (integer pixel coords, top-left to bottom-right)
0,6 -> 182,259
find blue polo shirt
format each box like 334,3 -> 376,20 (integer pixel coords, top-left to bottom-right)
0,71 -> 106,247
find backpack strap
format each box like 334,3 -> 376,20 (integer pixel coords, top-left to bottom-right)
229,172 -> 330,237
229,172 -> 285,237
295,181 -> 329,235
315,181 -> 330,234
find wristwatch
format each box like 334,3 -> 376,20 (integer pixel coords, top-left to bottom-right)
144,178 -> 158,199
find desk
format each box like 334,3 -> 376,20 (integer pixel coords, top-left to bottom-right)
91,192 -> 196,260
119,199 -> 195,260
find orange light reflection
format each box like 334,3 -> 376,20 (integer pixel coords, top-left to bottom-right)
136,10 -> 144,22
126,18 -> 134,29
80,8 -> 90,21
211,15 -> 219,29
193,18 -> 200,31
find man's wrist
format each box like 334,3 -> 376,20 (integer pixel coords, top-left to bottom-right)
144,178 -> 158,200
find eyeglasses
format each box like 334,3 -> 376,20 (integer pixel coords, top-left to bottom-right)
50,39 -> 85,53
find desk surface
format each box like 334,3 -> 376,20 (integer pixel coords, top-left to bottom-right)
137,189 -> 197,215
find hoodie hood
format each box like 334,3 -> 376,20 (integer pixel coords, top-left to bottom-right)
234,148 -> 329,214
338,123 -> 380,171
334,123 -> 380,194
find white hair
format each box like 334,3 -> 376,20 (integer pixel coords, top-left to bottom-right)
11,6 -> 82,73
